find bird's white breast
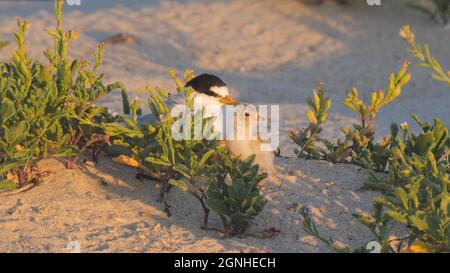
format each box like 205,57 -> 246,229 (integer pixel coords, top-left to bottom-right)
210,86 -> 230,98
194,93 -> 225,108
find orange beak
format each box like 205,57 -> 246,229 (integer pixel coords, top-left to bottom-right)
219,95 -> 239,106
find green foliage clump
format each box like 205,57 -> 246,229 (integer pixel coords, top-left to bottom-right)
0,0 -> 122,190
301,204 -> 397,253
339,62 -> 410,171
206,154 -> 267,236
289,83 -> 331,159
361,116 -> 449,252
106,70 -> 216,223
367,116 -> 449,190
407,0 -> 450,25
400,25 -> 450,87
298,26 -> 449,253
303,131 -> 449,252
290,63 -> 411,173
105,70 -> 268,234
342,61 -> 410,137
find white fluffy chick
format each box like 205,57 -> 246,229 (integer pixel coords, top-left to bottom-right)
225,104 -> 274,173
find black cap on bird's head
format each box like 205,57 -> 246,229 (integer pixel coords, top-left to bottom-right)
185,74 -> 238,105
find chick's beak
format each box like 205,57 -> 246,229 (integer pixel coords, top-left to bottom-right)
219,95 -> 238,106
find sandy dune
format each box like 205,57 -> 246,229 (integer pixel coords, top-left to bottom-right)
0,0 -> 448,252
0,157 -> 381,253
0,0 -> 449,156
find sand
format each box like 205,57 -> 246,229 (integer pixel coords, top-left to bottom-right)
0,157 -> 383,253
0,0 -> 448,252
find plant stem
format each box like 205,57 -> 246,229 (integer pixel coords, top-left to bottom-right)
17,167 -> 27,188
279,126 -> 321,189
192,192 -> 210,228
67,134 -> 111,169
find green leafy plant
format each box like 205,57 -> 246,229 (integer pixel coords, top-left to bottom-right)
300,207 -> 356,253
340,61 -> 411,170
362,116 -> 449,252
290,63 -> 411,173
105,69 -> 215,220
281,84 -> 332,188
301,204 -> 402,253
289,83 -> 359,165
366,116 -> 449,191
289,83 -> 331,160
0,0 -> 122,189
407,0 -> 450,25
0,19 -> 71,189
300,78 -> 449,254
206,154 -> 267,236
301,203 -> 412,253
339,62 -> 410,171
400,25 -> 450,87
45,1 -> 123,169
303,167 -> 449,253
297,26 -> 448,252
300,92 -> 449,253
